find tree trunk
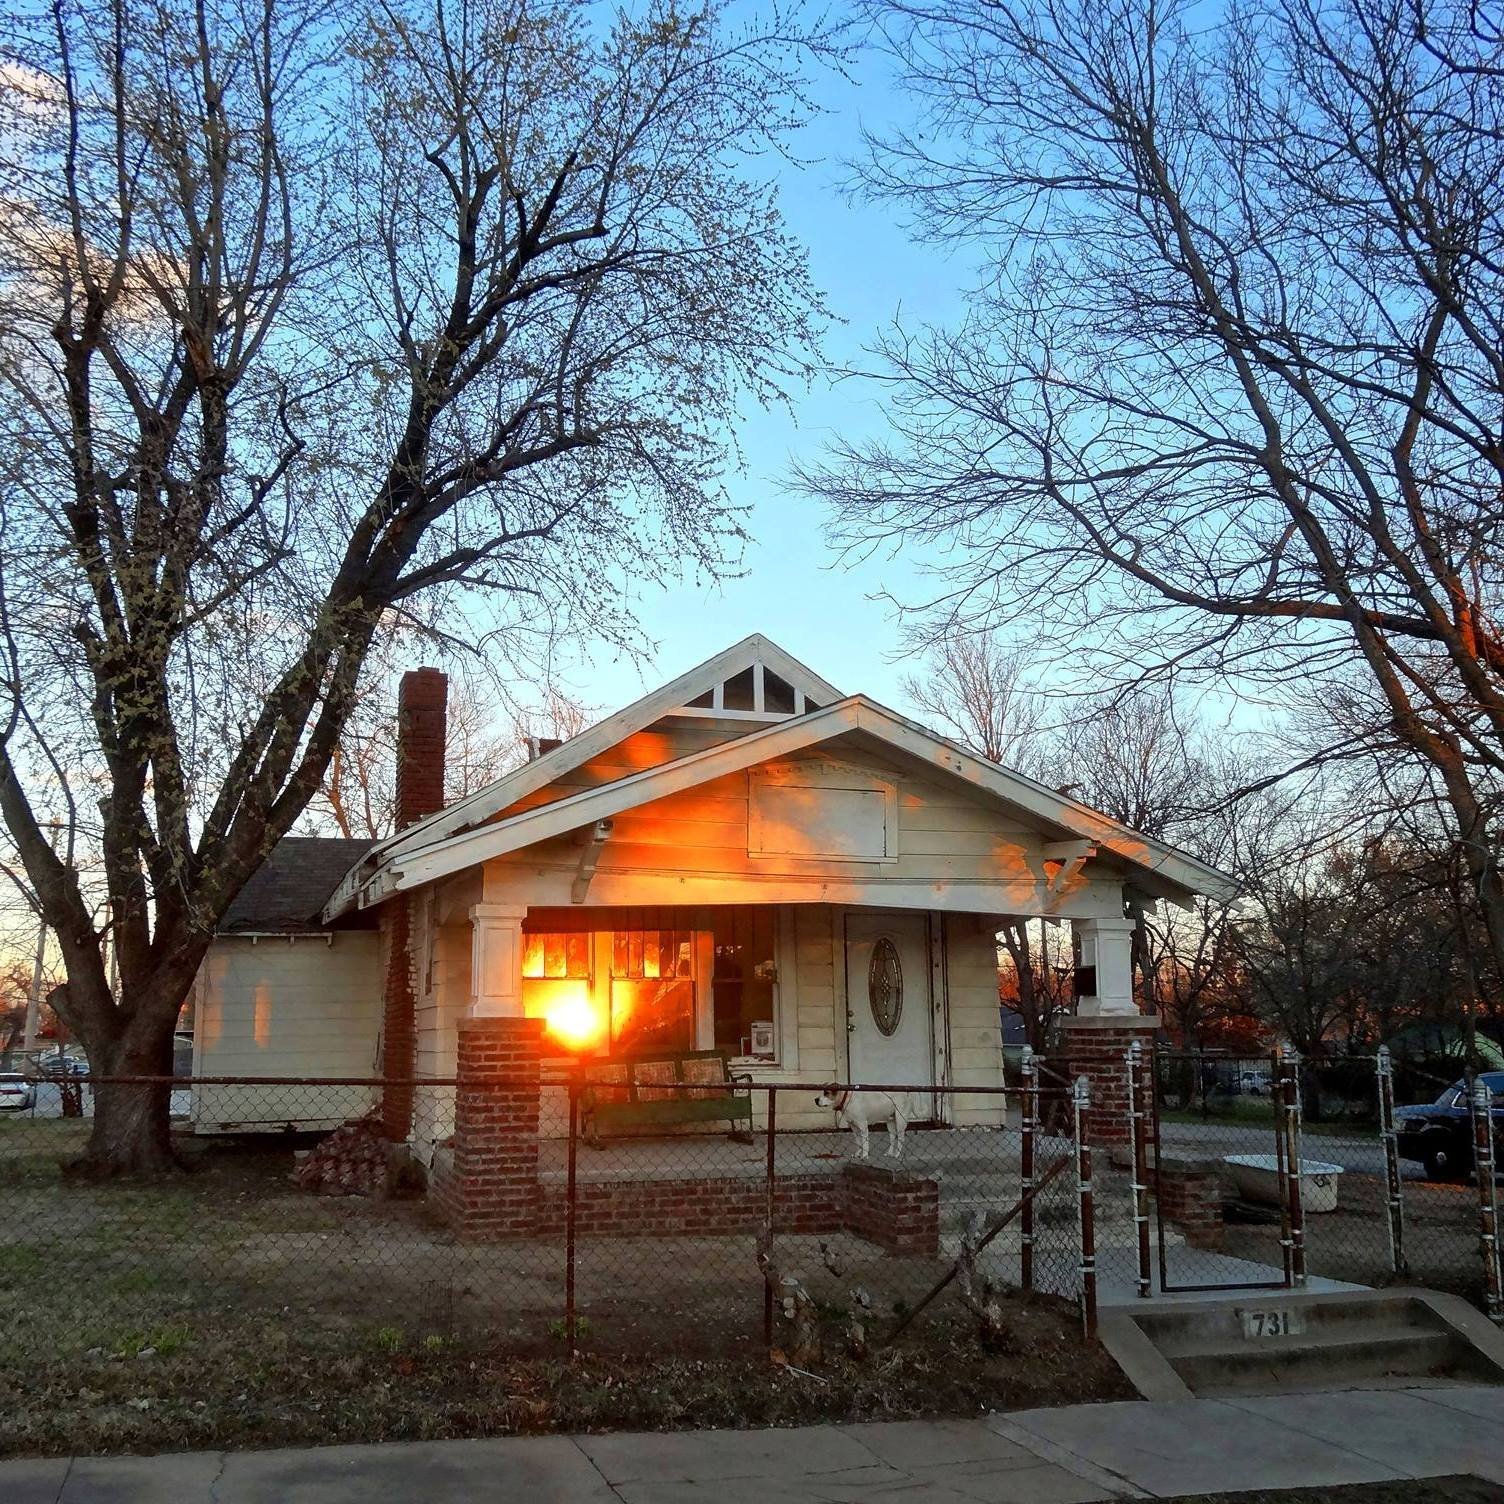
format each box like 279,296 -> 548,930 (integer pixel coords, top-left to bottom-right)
58,966 -> 199,1179
78,1074 -> 178,1177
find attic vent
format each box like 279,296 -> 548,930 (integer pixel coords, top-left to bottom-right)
723,665 -> 756,710
672,654 -> 830,719
763,668 -> 796,714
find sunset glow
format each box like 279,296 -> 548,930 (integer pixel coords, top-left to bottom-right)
542,980 -> 605,1051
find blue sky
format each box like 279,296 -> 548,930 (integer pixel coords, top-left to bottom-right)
562,38 -> 970,717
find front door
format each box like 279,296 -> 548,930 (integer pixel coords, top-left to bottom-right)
844,911 -> 935,1112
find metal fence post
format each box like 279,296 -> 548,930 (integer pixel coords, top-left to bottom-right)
1471,1077 -> 1503,1326
1127,1040 -> 1152,1299
1376,1045 -> 1408,1279
763,1085 -> 778,1348
1278,1044 -> 1307,1288
1019,1046 -> 1037,1293
565,1073 -> 579,1353
1073,1073 -> 1098,1339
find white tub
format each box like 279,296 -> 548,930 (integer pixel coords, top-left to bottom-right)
1223,1153 -> 1344,1214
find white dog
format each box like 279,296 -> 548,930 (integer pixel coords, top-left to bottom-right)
815,1085 -> 913,1160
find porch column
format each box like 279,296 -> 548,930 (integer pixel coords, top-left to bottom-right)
432,902 -> 541,1240
1071,915 -> 1137,1016
1060,915 -> 1156,1149
469,902 -> 528,1017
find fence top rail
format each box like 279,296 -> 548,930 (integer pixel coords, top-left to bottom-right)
20,1073 -> 1057,1099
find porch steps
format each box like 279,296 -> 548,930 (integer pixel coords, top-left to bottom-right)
1099,1289 -> 1504,1399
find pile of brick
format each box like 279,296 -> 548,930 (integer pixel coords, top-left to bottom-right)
294,1114 -> 390,1197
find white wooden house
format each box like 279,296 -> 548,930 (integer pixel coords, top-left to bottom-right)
191,635 -> 1232,1139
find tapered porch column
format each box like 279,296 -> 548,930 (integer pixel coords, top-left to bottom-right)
1071,915 -> 1137,1016
1061,915 -> 1156,1149
469,902 -> 528,1017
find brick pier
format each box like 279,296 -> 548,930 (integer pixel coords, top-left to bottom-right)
1059,1013 -> 1159,1150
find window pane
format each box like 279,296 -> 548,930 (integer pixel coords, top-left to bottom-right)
712,907 -> 777,1058
544,933 -> 567,978
522,932 -> 546,979
643,931 -> 660,979
611,978 -> 694,1055
565,933 -> 590,978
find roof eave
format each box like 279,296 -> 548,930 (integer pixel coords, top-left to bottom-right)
330,693 -> 1236,916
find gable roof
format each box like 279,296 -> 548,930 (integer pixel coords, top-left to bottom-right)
324,634 -> 840,916
325,694 -> 1235,919
222,836 -> 377,934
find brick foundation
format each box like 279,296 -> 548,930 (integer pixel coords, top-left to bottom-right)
842,1162 -> 941,1256
1059,1013 -> 1159,1150
527,1161 -> 938,1254
439,1145 -> 940,1256
1156,1157 -> 1225,1249
432,1015 -> 942,1254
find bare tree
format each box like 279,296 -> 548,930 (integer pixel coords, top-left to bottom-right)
304,666 -> 589,841
0,0 -> 831,1172
809,0 -> 1504,980
900,634 -> 1047,771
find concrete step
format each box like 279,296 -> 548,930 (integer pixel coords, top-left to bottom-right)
1162,1324 -> 1456,1392
1134,1292 -> 1432,1346
1098,1289 -> 1504,1401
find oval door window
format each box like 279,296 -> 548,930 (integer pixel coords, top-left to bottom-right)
867,937 -> 903,1037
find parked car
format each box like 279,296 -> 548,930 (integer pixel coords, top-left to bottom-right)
36,1049 -> 89,1079
1395,1071 -> 1504,1181
0,1072 -> 36,1110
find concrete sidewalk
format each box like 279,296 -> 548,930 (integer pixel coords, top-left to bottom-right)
6,1384 -> 1503,1502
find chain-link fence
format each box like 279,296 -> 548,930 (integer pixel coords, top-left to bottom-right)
1141,1048 -> 1503,1317
0,1073 -> 1095,1373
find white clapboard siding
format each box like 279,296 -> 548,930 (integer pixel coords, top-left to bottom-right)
483,748 -> 1075,913
943,913 -> 1008,1126
192,933 -> 382,1131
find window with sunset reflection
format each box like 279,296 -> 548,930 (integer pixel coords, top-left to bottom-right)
522,926 -> 694,1055
521,910 -> 777,1059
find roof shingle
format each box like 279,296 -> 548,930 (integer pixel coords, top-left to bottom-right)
219,837 -> 375,934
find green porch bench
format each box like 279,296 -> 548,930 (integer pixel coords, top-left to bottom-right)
579,1050 -> 755,1147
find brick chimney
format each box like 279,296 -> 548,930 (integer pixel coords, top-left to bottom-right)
395,667 -> 447,828
382,666 -> 447,1142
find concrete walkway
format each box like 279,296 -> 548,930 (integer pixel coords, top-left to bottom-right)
5,1384 -> 1504,1502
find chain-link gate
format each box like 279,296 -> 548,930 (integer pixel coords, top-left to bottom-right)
1146,1045 -> 1304,1294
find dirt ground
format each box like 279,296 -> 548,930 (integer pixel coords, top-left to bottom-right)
1167,1482 -> 1504,1504
0,1120 -> 1128,1457
1211,1168 -> 1489,1304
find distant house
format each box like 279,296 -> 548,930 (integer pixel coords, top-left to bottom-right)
190,635 -> 1232,1140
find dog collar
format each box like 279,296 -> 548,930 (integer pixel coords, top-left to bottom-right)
832,1087 -> 851,1113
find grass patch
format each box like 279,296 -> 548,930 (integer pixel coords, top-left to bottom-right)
0,1294 -> 1128,1459
0,1135 -> 1131,1458
1161,1101 -> 1369,1137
